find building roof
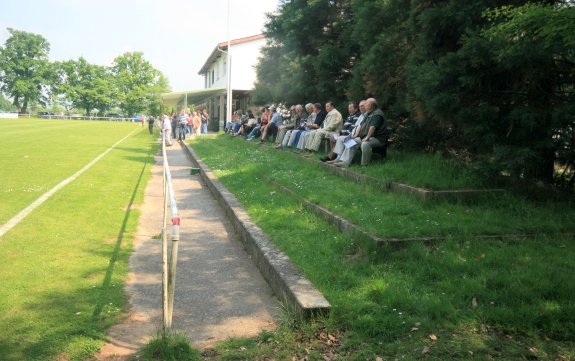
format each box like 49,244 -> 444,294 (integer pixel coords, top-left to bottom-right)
198,34 -> 266,75
217,34 -> 265,50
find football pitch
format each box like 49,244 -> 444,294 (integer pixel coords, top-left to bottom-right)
0,118 -> 157,360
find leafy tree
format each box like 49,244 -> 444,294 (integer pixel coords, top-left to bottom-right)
110,52 -> 169,116
0,28 -> 52,113
256,0 -> 357,106
478,3 -> 575,182
54,57 -> 114,115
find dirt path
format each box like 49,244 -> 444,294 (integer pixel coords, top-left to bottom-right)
94,143 -> 279,360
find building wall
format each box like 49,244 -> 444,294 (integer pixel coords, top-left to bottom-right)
204,37 -> 265,90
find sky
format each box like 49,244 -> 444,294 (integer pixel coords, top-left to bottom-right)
0,0 -> 279,92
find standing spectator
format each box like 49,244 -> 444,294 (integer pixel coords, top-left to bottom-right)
171,112 -> 177,139
162,113 -> 173,146
178,113 -> 188,141
193,110 -> 202,136
147,116 -> 155,135
201,109 -> 210,134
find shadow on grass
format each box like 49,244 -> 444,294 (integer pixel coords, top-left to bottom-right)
91,161 -> 148,322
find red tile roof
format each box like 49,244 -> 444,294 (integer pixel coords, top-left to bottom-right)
218,34 -> 265,49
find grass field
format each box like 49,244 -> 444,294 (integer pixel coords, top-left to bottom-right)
189,135 -> 575,361
0,118 -> 157,361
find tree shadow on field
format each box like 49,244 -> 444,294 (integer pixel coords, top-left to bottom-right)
91,161 -> 148,322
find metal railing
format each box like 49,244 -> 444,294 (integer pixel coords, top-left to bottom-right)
161,131 -> 181,330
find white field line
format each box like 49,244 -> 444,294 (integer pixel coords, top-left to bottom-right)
0,127 -> 141,239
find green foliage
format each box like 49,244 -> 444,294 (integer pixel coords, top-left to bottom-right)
0,28 -> 170,117
256,0 -> 357,105
255,0 -> 575,185
111,52 -> 169,117
53,57 -> 114,115
0,28 -> 52,113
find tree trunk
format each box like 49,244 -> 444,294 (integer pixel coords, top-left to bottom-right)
21,96 -> 29,114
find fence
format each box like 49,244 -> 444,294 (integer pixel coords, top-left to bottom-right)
161,131 -> 181,330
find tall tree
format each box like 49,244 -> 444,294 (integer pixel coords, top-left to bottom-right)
478,3 -> 575,182
110,52 -> 168,116
0,28 -> 52,113
54,57 -> 114,115
256,0 -> 357,106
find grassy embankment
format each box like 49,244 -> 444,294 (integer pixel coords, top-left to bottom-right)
0,118 -> 157,361
188,134 -> 574,361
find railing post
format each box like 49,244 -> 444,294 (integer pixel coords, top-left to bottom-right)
160,129 -> 181,332
161,132 -> 170,331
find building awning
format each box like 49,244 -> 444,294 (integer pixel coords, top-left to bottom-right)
161,88 -> 226,109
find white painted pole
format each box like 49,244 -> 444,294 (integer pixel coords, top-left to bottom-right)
225,0 -> 232,131
161,133 -> 169,331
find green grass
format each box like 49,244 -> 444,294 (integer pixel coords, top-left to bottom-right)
192,135 -> 575,239
136,331 -> 202,361
0,118 -> 157,361
190,134 -> 575,360
0,118 -> 146,224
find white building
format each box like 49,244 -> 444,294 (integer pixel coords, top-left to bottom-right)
199,34 -> 265,91
162,34 -> 266,131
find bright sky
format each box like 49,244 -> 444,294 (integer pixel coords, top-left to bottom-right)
0,0 -> 278,92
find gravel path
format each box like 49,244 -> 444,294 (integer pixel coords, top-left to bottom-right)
95,142 -> 279,360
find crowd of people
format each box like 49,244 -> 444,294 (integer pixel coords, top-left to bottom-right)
155,108 -> 210,146
225,98 -> 388,167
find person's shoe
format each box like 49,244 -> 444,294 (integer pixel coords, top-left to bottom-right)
246,137 -> 253,141
320,155 -> 333,162
303,151 -> 314,157
326,159 -> 340,164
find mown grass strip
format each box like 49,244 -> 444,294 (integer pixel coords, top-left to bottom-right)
0,122 -> 157,361
0,119 -> 145,224
189,134 -> 574,360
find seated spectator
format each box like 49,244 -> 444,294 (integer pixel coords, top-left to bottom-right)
260,106 -> 283,143
321,101 -> 363,162
303,101 -> 343,156
294,103 -> 327,151
282,103 -> 315,148
330,98 -> 385,167
274,105 -> 302,148
247,107 -> 270,140
227,110 -> 245,134
235,109 -> 257,137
